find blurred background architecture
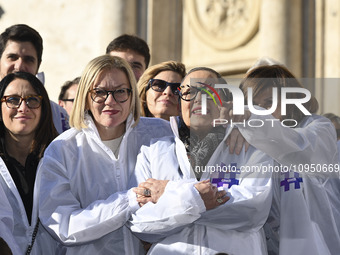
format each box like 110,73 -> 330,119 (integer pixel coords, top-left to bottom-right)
0,0 -> 339,114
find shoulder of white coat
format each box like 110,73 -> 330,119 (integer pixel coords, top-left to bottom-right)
299,114 -> 336,137
299,114 -> 332,126
53,127 -> 81,141
136,117 -> 172,136
150,135 -> 176,146
44,127 -> 82,156
140,135 -> 176,159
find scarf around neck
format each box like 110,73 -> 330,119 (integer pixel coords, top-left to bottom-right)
178,117 -> 225,180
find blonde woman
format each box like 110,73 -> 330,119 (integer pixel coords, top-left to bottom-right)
138,60 -> 186,120
35,55 -> 172,254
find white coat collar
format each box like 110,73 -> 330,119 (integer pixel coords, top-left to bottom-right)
170,116 -> 180,138
83,112 -> 135,140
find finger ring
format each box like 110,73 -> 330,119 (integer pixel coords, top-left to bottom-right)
143,189 -> 151,197
216,198 -> 223,204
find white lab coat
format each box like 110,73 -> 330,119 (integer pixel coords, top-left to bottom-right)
0,157 -> 57,255
35,114 -> 172,255
0,175 -> 22,255
50,101 -> 69,134
129,117 -> 273,255
0,104 -> 69,255
36,72 -> 69,134
236,114 -> 340,255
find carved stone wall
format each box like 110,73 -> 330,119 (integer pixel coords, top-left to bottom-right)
182,0 -> 261,76
186,0 -> 260,51
0,0 -> 339,114
182,0 -> 340,115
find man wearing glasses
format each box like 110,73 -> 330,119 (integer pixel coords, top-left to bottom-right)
58,77 -> 80,116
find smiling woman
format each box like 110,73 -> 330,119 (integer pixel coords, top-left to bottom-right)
86,68 -> 132,141
128,67 -> 274,255
179,67 -> 230,141
35,55 -> 173,254
138,60 -> 186,121
0,72 -> 58,254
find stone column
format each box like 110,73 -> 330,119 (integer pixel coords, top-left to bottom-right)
260,0 -> 302,77
147,0 -> 183,65
315,0 -> 340,114
318,0 -> 340,77
100,0 -> 137,51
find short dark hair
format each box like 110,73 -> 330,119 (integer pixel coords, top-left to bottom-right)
185,67 -> 223,79
323,113 -> 340,124
0,72 -> 58,158
106,34 -> 150,68
183,66 -> 232,101
0,24 -> 43,68
58,77 -> 80,100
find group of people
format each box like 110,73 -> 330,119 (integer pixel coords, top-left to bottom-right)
0,23 -> 339,255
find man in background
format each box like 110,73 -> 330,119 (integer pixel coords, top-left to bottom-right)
58,77 -> 80,116
106,34 -> 150,81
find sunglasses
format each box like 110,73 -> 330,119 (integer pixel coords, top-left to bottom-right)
147,79 -> 180,95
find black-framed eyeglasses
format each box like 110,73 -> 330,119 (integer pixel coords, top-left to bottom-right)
61,99 -> 74,103
1,95 -> 42,109
179,84 -> 227,102
179,85 -> 218,102
89,88 -> 132,103
147,79 -> 180,95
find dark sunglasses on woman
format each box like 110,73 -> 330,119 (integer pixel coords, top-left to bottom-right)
147,79 -> 181,95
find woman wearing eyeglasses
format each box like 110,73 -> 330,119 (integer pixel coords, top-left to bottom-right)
35,55 -> 173,254
138,60 -> 186,121
128,67 -> 273,255
0,72 -> 58,254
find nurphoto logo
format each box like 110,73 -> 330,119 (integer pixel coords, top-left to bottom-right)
202,84 -> 312,116
185,78 -> 314,128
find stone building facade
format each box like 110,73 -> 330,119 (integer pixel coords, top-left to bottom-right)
0,0 -> 339,114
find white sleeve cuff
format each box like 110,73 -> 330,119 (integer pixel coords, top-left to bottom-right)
127,188 -> 139,214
